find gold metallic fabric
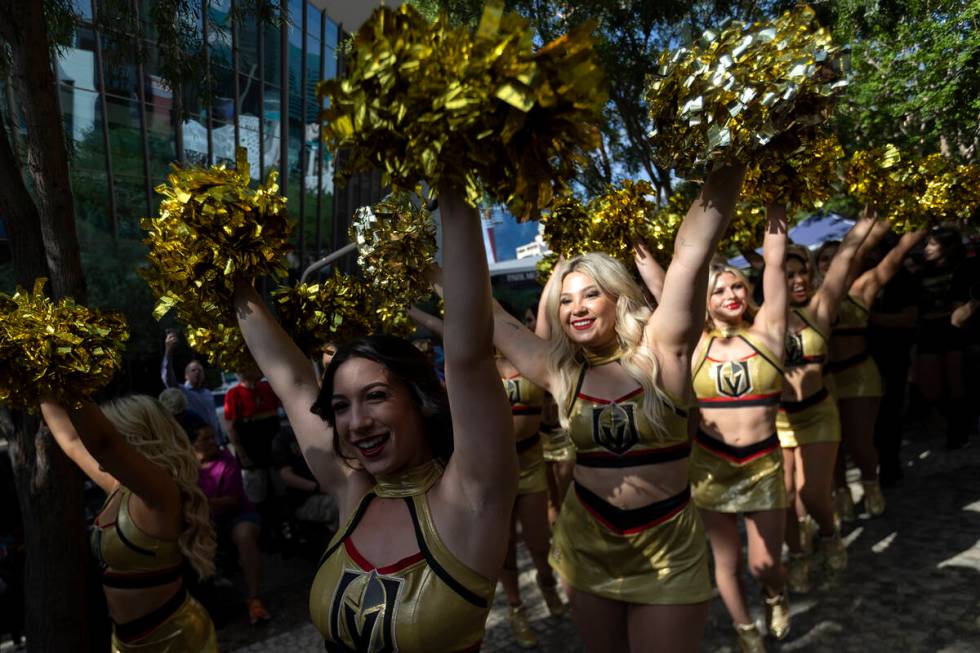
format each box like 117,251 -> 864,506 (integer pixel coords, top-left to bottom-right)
110,595 -> 217,653
541,427 -> 576,463
311,491 -> 494,652
517,438 -> 548,495
693,329 -> 783,407
92,488 -> 183,575
374,459 -> 444,499
568,384 -> 689,458
828,356 -> 883,400
503,375 -> 545,412
0,279 -> 128,410
690,443 -> 787,513
776,392 -> 840,448
784,307 -> 828,368
549,488 -> 711,605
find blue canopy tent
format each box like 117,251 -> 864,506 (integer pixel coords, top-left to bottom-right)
728,212 -> 855,268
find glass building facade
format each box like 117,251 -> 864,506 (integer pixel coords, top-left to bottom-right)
57,0 -> 350,265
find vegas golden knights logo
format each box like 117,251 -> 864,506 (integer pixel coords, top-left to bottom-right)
328,569 -> 403,652
785,332 -> 804,366
712,361 -> 753,398
592,402 -> 639,454
504,379 -> 521,405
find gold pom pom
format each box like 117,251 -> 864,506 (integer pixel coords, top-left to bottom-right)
721,204 -> 769,252
184,323 -> 255,372
540,181 -> 684,271
140,147 -> 293,326
845,147 -> 975,231
318,1 -> 606,221
589,180 -> 661,260
742,134 -> 844,208
646,5 -> 846,177
540,193 -> 591,260
0,279 -> 129,409
350,192 -> 437,307
272,274 -> 373,356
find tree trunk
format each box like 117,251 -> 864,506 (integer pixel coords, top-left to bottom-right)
4,0 -> 87,301
0,1 -> 102,650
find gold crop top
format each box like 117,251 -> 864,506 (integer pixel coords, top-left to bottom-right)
567,363 -> 690,468
310,466 -> 494,653
784,307 -> 828,368
832,295 -> 870,337
693,330 -> 783,408
91,487 -> 184,589
502,374 -> 545,416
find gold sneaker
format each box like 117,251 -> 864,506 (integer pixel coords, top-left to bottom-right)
799,516 -> 817,555
734,622 -> 766,653
786,554 -> 811,594
862,479 -> 886,517
818,531 -> 848,573
508,604 -> 538,649
834,488 -> 857,526
764,591 -> 791,640
539,582 -> 567,618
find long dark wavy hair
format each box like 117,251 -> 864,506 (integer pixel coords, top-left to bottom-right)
310,335 -> 453,467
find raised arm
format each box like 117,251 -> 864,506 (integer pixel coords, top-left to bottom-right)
739,246 -> 765,272
809,214 -> 877,329
851,229 -> 928,307
407,305 -> 445,337
754,204 -> 789,346
534,256 -> 563,340
437,187 -> 517,506
40,400 -> 179,512
40,401 -> 117,493
646,164 -> 745,361
232,282 -> 348,496
634,240 -> 667,305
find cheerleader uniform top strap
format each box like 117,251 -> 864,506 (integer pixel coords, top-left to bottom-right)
784,307 -> 829,368
310,461 -> 493,653
502,374 -> 545,416
91,486 -> 184,589
693,330 -> 783,409
831,294 -> 871,337
566,356 -> 690,469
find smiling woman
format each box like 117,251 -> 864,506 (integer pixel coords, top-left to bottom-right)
490,164 -> 745,653
231,186 -> 516,653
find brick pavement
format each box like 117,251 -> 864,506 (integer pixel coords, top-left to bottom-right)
221,425 -> 980,652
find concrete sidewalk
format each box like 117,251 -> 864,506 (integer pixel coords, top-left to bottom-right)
220,424 -> 980,652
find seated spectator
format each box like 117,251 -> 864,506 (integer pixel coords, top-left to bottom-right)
193,428 -> 272,625
158,388 -> 209,443
271,428 -> 338,530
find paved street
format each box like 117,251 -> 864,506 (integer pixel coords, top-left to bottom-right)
219,420 -> 980,652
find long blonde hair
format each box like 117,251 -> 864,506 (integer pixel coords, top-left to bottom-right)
101,395 -> 216,579
704,264 -> 758,333
544,253 -> 674,438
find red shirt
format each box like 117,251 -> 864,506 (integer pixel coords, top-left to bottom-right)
224,381 -> 281,422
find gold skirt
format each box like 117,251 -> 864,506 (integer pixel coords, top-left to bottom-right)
541,427 -> 576,463
690,431 -> 787,514
827,354 -> 883,400
517,437 -> 548,495
111,592 -> 217,653
549,482 -> 712,605
776,388 -> 841,448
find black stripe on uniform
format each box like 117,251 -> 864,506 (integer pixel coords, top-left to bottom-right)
404,498 -> 488,609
